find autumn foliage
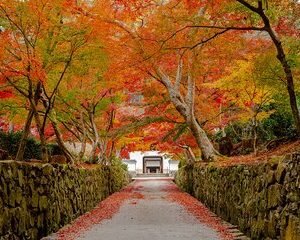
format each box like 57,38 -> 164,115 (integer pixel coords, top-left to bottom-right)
0,0 -> 299,163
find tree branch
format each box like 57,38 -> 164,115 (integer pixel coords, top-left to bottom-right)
236,0 -> 261,13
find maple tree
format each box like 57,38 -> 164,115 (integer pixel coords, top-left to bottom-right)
103,0 -> 299,160
211,57 -> 275,153
231,0 -> 300,135
103,0 -> 247,160
162,0 -> 300,134
0,0 -> 298,163
0,0 -> 102,162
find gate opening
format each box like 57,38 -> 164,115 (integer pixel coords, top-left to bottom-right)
143,156 -> 163,174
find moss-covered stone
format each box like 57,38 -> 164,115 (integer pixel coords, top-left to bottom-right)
31,191 -> 39,208
267,170 -> 276,185
287,190 -> 300,202
8,189 -> 16,207
276,161 -> 287,183
39,196 -> 48,211
266,211 -> 277,238
17,170 -> 25,187
0,160 -> 129,239
42,164 -> 53,176
251,213 -> 265,238
15,187 -> 23,205
27,228 -> 38,239
175,153 -> 300,240
285,215 -> 300,240
268,184 -> 282,209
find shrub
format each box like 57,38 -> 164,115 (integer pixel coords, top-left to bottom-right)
262,111 -> 297,140
109,157 -> 129,193
0,131 -> 62,160
47,143 -> 63,156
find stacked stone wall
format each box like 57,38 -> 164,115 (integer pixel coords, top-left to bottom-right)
0,161 -> 129,239
175,154 -> 300,239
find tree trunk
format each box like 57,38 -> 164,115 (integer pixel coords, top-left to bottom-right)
89,111 -> 99,162
50,111 -> 74,164
78,139 -> 86,162
16,82 -> 42,161
252,118 -> 258,155
181,145 -> 197,163
15,109 -> 34,161
190,116 -> 219,161
52,124 -> 74,164
30,101 -> 49,162
78,111 -> 87,162
158,61 -> 219,161
266,27 -> 300,135
89,140 -> 97,162
98,139 -> 108,164
37,129 -> 49,162
109,140 -> 115,159
8,122 -> 14,133
237,0 -> 300,135
276,46 -> 300,135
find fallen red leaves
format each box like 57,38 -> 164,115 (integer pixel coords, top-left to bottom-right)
131,191 -> 145,199
165,183 -> 234,240
57,182 -> 144,240
211,140 -> 300,168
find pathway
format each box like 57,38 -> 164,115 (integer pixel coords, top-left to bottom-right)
48,179 -> 244,240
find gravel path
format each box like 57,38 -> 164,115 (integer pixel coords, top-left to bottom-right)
47,179 -> 237,240
76,179 -> 224,240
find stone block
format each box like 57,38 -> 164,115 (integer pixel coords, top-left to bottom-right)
267,170 -> 276,185
276,162 -> 287,184
37,213 -> 44,228
39,196 -> 48,211
176,157 -> 300,240
267,184 -> 282,209
42,164 -> 54,176
15,187 -> 23,205
285,215 -> 300,240
17,170 -> 25,187
31,191 -> 39,208
0,160 -> 129,239
27,228 -> 38,239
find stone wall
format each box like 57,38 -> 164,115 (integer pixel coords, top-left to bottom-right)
175,153 -> 300,240
0,160 -> 129,239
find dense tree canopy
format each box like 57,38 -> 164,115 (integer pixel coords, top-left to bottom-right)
0,0 -> 299,162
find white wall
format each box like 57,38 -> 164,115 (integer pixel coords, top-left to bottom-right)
64,142 -> 93,158
128,151 -> 174,174
125,162 -> 136,172
169,160 -> 179,172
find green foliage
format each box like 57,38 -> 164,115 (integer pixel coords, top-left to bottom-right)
175,165 -> 194,194
0,131 -> 41,160
0,131 -> 62,160
262,109 -> 297,140
214,123 -> 244,144
47,143 -> 63,156
162,123 -> 189,142
178,158 -> 187,168
109,157 -> 129,193
214,97 -> 297,155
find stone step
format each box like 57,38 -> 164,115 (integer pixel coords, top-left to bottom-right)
135,173 -> 170,178
234,236 -> 251,240
218,219 -> 250,240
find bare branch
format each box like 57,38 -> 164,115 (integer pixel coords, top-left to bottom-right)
165,29 -> 230,51
186,25 -> 265,32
